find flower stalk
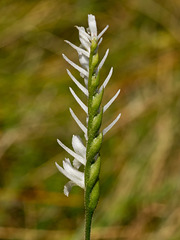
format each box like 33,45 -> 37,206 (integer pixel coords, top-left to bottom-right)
55,14 -> 121,240
85,38 -> 102,239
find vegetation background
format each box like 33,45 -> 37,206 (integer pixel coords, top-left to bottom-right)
0,0 -> 180,239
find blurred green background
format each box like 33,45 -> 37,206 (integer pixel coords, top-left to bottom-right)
0,0 -> 180,239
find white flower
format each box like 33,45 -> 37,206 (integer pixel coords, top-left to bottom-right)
75,26 -> 91,52
55,135 -> 86,196
62,15 -> 111,89
55,158 -> 84,197
57,135 -> 86,166
72,135 -> 86,169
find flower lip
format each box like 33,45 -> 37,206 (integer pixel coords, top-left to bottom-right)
64,181 -> 75,197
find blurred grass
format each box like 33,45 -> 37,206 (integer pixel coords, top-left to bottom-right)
0,0 -> 180,239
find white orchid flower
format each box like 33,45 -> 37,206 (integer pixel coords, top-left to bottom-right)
55,158 -> 84,197
56,14 -> 121,196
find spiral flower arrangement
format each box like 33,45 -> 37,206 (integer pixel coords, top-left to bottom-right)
55,14 -> 121,240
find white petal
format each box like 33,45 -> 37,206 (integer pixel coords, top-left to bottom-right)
64,181 -> 75,197
97,49 -> 109,73
66,69 -> 88,96
63,158 -> 84,180
103,89 -> 120,113
86,27 -> 90,35
76,26 -> 91,41
99,67 -> 113,92
55,162 -> 68,178
56,161 -> 78,182
71,135 -> 86,169
86,116 -> 89,126
64,40 -> 90,57
78,53 -> 89,70
73,159 -> 82,169
98,37 -> 103,46
55,162 -> 84,189
98,25 -> 109,39
69,108 -> 87,137
103,113 -> 121,136
57,139 -> 86,165
76,26 -> 91,51
88,14 -> 97,38
72,135 -> 86,158
79,38 -> 90,52
62,54 -> 89,77
69,87 -> 88,113
84,77 -> 88,88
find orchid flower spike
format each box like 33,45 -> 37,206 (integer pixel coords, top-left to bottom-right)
57,14 -> 121,195
56,14 -> 121,239
55,14 -> 121,240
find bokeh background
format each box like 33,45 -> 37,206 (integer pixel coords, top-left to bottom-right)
0,0 -> 180,239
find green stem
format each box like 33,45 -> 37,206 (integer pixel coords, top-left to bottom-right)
85,208 -> 93,240
84,38 -> 102,240
84,61 -> 94,240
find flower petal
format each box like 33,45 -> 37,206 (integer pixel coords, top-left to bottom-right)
65,40 -> 90,57
75,26 -> 91,41
103,89 -> 120,113
69,108 -> 87,138
62,158 -> 84,180
98,25 -> 109,39
78,53 -> 89,70
57,139 -> 86,165
73,159 -> 82,169
62,54 -> 89,77
88,14 -> 97,38
99,67 -> 113,92
66,69 -> 88,96
72,135 -> 86,158
69,87 -> 88,113
103,113 -> 121,136
84,76 -> 88,88
97,49 -> 109,73
55,161 -> 84,189
64,181 -> 76,197
76,26 -> 91,51
98,37 -> 103,46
